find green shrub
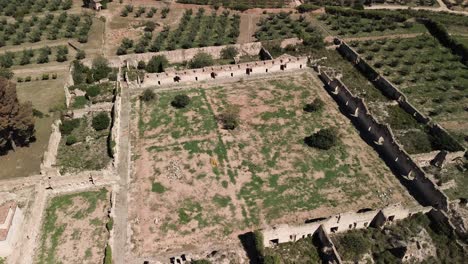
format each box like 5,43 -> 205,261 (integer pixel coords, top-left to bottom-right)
91,56 -> 112,81
303,98 -> 324,112
304,128 -> 337,150
86,85 -> 100,98
92,112 -> 110,131
337,232 -> 371,261
220,46 -> 239,60
42,74 -> 49,80
219,105 -> 240,130
146,55 -> 168,73
66,135 -> 77,145
140,89 -> 156,102
171,94 -> 191,108
60,119 -> 80,135
189,52 -> 214,69
253,230 -> 264,257
72,96 -> 88,108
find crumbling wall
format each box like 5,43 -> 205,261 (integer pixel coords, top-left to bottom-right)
64,65 -> 74,108
319,70 -> 449,210
71,102 -> 114,118
316,225 -> 342,264
141,56 -> 308,88
262,204 -> 429,247
40,120 -> 62,175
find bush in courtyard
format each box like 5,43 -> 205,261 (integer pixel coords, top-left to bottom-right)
219,105 -> 240,130
338,232 -> 371,262
60,119 -> 80,135
304,128 -> 337,150
303,98 -> 324,112
171,94 -> 190,108
140,89 -> 156,102
220,46 -> 239,60
133,60 -> 144,70
189,52 -> 214,69
86,85 -> 100,98
92,112 -> 110,131
92,56 -> 112,80
66,135 -> 77,145
146,55 -> 168,73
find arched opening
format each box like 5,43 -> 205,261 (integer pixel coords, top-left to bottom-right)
211,72 -> 217,79
173,76 -> 181,82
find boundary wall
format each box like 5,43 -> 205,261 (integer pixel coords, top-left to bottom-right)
319,70 -> 449,210
111,38 -> 303,67
335,38 -> 464,152
262,204 -> 429,247
137,55 -> 308,88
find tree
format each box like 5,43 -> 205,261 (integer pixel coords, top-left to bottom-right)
92,112 -> 110,131
146,55 -> 168,73
304,128 -> 337,150
219,105 -> 240,130
140,89 -> 155,102
338,232 -> 371,261
171,94 -> 190,108
0,78 -> 35,153
220,46 -> 239,60
92,56 -> 112,81
137,61 -> 146,70
76,50 -> 86,60
0,67 -> 13,80
144,21 -> 156,32
303,98 -> 324,112
189,52 -> 214,69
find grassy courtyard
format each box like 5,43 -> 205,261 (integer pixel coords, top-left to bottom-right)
129,72 -> 414,256
36,188 -> 111,264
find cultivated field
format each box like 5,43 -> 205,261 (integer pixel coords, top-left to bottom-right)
36,188 -> 111,264
350,35 -> 468,143
129,71 -> 415,257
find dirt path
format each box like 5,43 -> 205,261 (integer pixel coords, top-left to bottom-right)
365,3 -> 468,15
340,32 -> 424,42
12,64 -> 69,75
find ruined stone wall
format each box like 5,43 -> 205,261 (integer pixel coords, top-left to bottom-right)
64,65 -> 74,108
40,120 -> 62,175
316,225 -> 342,264
140,56 -> 308,88
262,204 -> 429,247
121,41 -> 263,67
0,207 -> 23,257
319,70 -> 450,210
71,102 -> 114,118
413,150 -> 466,167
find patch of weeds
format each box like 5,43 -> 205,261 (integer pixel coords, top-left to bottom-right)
212,194 -> 231,208
151,181 -> 166,193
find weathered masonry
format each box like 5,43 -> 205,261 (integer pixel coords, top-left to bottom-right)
0,201 -> 23,257
129,55 -> 308,88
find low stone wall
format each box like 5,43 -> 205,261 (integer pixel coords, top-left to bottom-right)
40,120 -> 62,175
71,102 -> 114,118
109,91 -> 121,162
262,203 -> 429,247
413,150 -> 465,168
139,55 -> 308,88
64,65 -> 74,108
319,70 -> 449,210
